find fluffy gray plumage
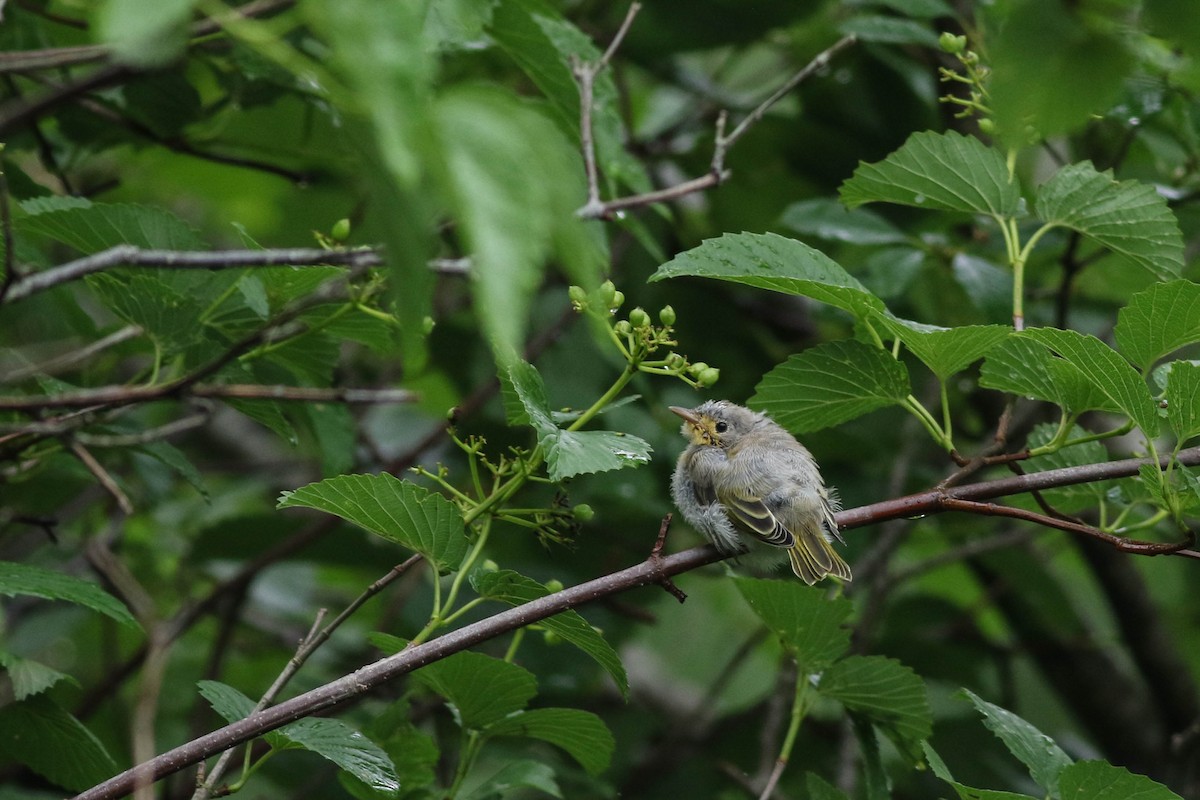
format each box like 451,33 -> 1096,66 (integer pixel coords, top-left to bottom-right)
669,400 -> 851,584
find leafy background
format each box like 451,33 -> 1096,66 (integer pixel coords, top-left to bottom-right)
2,0 -> 1200,799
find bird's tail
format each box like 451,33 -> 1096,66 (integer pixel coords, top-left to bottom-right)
787,525 -> 852,585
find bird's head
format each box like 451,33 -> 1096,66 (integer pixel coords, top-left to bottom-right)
669,400 -> 759,449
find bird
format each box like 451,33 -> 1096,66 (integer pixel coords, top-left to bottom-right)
669,400 -> 852,585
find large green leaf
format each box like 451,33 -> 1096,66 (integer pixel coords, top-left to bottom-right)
839,130 -> 1020,218
0,696 -> 119,792
413,650 -> 538,729
0,652 -> 78,701
16,201 -> 205,252
0,561 -> 138,628
1034,162 -> 1183,282
1165,362 -> 1200,444
197,680 -> 288,750
471,570 -> 628,696
960,689 -> 1073,795
460,759 -> 561,800
87,273 -> 205,355
1018,328 -> 1159,434
879,317 -> 1012,380
734,578 -> 852,673
979,336 -> 1117,416
1022,424 -> 1114,513
779,198 -> 908,246
649,231 -> 884,319
486,707 -> 614,776
1057,760 -> 1183,800
924,741 -> 1040,800
819,655 -> 931,761
277,474 -> 468,573
750,340 -> 911,433
1114,280 -> 1200,370
98,0 -> 193,67
806,773 -> 852,800
281,718 -> 400,795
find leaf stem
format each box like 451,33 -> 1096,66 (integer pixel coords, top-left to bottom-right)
757,663 -> 811,800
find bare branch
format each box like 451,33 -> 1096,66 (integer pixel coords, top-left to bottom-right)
67,439 -> 133,514
3,246 -> 382,304
3,325 -> 144,384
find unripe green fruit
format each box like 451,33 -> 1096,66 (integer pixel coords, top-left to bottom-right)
938,32 -> 966,54
543,630 -> 563,646
688,361 -> 709,377
667,352 -> 685,368
572,504 -> 595,522
610,290 -> 626,310
481,559 -> 499,573
568,285 -> 588,307
544,578 -> 564,593
978,118 -> 995,134
597,280 -> 616,309
697,367 -> 720,387
330,218 -> 351,242
614,320 -> 632,335
659,305 -> 677,326
629,307 -> 651,327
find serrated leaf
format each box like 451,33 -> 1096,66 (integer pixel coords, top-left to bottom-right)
1022,424 -> 1112,512
0,652 -> 79,701
278,474 -> 468,573
16,201 -> 205,252
779,198 -> 908,245
1163,361 -> 1200,442
197,680 -> 289,750
542,428 -> 653,481
0,561 -> 138,628
960,689 -> 1073,794
135,440 -> 208,498
413,650 -> 537,729
471,570 -> 628,697
1058,760 -> 1183,800
979,336 -> 1116,416
503,360 -> 550,429
282,718 -> 400,795
1114,280 -> 1200,370
649,231 -> 884,319
839,130 -> 1020,218
486,707 -> 614,776
819,655 -> 931,761
1034,162 -> 1183,281
87,273 -> 205,354
852,715 -> 890,800
805,772 -> 852,800
734,578 -> 852,672
0,695 -> 119,792
924,741 -> 1040,800
1018,328 -> 1159,434
880,317 -> 1012,380
461,759 -> 561,800
750,340 -> 911,433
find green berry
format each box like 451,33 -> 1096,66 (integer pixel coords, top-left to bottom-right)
698,367 -> 720,387
572,504 -> 595,522
629,307 -> 651,328
330,218 -> 351,242
568,285 -> 588,308
422,316 -> 436,335
688,361 -> 709,377
614,320 -> 632,335
667,352 -> 685,368
597,280 -> 616,309
938,32 -> 966,54
659,305 -> 677,326
544,578 -> 564,593
611,290 -> 626,311
978,118 -> 995,134
543,630 -> 563,646
481,559 -> 499,573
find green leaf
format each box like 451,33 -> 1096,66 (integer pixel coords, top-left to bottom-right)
98,0 -> 194,68
734,578 -> 852,672
649,231 -> 885,319
281,718 -> 400,795
1018,328 -> 1159,434
413,650 -> 537,729
0,695 -> 119,792
879,318 -> 1012,380
1165,361 -> 1200,443
1114,280 -> 1200,370
960,689 -> 1073,794
1034,162 -> 1183,282
504,360 -> 552,430
277,474 -> 468,573
779,198 -> 909,246
924,741 -> 1040,800
819,655 -> 931,761
979,336 -> 1117,416
839,130 -> 1020,218
750,340 -> 911,433
471,570 -> 628,696
87,273 -> 205,355
1022,424 -> 1113,512
436,85 -> 598,365
852,715 -> 890,800
543,428 -> 653,481
16,201 -> 205,252
460,759 -> 561,800
838,14 -> 940,47
805,772 -> 852,800
197,680 -> 287,750
1058,760 -> 1183,800
0,651 -> 79,701
486,707 -> 614,775
0,561 -> 138,628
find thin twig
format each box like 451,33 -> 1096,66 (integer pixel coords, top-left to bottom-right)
67,439 -> 133,514
3,246 -> 382,303
75,412 -> 212,447
0,145 -> 16,302
649,513 -> 687,602
3,325 -> 144,384
0,384 -> 415,411
575,34 -> 856,219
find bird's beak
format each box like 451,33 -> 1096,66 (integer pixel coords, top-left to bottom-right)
669,406 -> 700,425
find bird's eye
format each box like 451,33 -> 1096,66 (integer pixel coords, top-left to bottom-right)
715,421 -> 728,433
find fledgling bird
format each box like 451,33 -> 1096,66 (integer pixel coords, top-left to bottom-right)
669,400 -> 852,585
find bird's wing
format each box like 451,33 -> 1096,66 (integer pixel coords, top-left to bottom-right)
717,487 -> 794,548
